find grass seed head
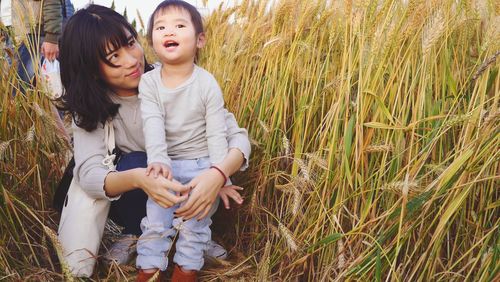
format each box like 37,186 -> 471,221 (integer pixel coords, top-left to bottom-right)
257,241 -> 272,282
278,223 -> 299,252
24,125 -> 35,143
422,10 -> 445,56
0,140 -> 11,159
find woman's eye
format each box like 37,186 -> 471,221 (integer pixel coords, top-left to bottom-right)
108,53 -> 118,62
128,39 -> 136,47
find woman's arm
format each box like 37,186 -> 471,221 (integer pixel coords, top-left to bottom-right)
73,122 -> 189,206
104,168 -> 188,208
225,109 -> 251,171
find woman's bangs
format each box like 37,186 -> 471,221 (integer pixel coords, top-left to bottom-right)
96,19 -> 135,67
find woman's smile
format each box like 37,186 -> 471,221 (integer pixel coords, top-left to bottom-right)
126,66 -> 142,78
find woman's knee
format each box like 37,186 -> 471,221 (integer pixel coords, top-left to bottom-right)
116,151 -> 147,171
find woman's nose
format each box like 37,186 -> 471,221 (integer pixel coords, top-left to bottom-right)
123,51 -> 138,67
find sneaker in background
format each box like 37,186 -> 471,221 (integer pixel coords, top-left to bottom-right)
205,240 -> 228,260
104,234 -> 137,265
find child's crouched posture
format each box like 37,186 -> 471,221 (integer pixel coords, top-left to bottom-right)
135,0 -> 241,281
136,158 -> 221,278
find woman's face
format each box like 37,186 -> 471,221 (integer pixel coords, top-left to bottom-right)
99,32 -> 145,97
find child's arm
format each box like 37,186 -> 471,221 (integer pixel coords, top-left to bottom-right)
204,74 -> 229,166
139,73 -> 172,172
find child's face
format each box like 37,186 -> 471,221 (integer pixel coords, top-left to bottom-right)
151,7 -> 205,66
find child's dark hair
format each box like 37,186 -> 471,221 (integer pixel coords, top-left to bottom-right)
147,0 -> 204,45
58,4 -> 153,132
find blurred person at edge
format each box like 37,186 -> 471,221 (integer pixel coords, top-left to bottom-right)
1,0 -> 74,142
0,0 -> 64,87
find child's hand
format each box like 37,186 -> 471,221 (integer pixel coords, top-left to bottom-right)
146,162 -> 173,180
219,185 -> 244,209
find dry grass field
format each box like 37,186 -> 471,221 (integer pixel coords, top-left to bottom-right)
0,0 -> 499,281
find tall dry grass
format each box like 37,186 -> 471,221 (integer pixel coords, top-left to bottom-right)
0,43 -> 69,280
201,0 -> 499,280
1,0 -> 499,280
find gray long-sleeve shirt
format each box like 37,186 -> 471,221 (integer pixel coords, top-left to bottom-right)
139,65 -> 228,167
73,93 -> 250,200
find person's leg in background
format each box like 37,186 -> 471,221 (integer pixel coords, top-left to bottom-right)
15,33 -> 38,92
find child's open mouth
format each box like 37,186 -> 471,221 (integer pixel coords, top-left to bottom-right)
163,41 -> 179,49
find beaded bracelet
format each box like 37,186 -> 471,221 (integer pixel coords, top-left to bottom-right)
210,165 -> 228,186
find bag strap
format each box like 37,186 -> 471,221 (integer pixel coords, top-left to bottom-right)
101,121 -> 116,170
104,120 -> 115,154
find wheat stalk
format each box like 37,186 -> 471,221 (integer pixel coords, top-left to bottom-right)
422,10 -> 445,56
256,241 -> 272,282
42,226 -> 74,281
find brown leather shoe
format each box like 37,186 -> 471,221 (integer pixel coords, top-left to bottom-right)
171,264 -> 197,282
136,269 -> 162,282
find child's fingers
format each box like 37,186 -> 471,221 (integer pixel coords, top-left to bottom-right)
224,185 -> 244,191
220,193 -> 230,209
178,194 -> 188,203
162,165 -> 173,180
153,167 -> 159,178
146,166 -> 153,176
231,185 -> 244,191
227,190 -> 243,204
225,188 -> 242,200
180,189 -> 190,197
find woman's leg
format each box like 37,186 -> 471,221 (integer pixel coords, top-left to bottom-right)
108,151 -> 148,236
105,151 -> 148,264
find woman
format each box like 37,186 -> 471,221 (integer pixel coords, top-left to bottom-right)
58,4 -> 250,268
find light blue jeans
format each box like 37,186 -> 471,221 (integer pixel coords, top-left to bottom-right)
136,157 -> 220,271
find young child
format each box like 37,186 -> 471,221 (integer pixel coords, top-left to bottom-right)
136,1 -> 243,281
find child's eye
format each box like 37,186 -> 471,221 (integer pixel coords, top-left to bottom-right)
156,26 -> 165,31
176,24 -> 185,28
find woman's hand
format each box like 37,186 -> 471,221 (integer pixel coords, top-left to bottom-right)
138,169 -> 188,208
175,168 -> 226,220
104,168 -> 190,208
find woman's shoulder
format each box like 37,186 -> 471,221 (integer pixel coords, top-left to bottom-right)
144,64 -> 161,78
151,62 -> 162,69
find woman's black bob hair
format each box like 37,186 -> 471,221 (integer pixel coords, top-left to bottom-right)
58,4 -> 152,132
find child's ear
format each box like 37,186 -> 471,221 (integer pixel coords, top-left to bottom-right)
196,32 -> 206,48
